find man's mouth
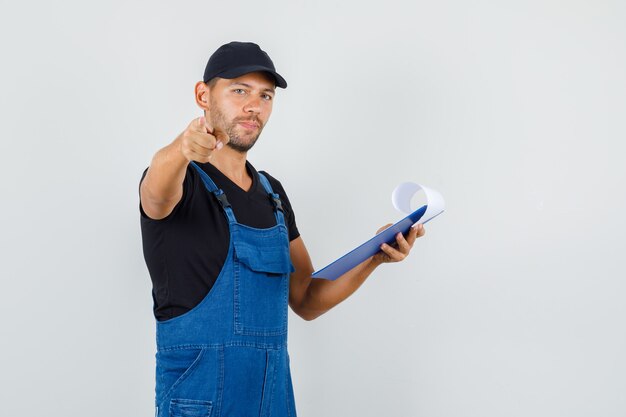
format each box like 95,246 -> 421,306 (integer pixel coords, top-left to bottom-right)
238,120 -> 260,130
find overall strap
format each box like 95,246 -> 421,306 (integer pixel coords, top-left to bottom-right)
257,172 -> 286,227
190,162 -> 237,224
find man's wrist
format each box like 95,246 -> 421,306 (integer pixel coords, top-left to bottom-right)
368,255 -> 384,269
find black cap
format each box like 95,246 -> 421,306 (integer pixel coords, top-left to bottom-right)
203,41 -> 287,88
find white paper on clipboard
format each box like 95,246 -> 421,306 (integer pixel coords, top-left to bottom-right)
311,182 -> 445,280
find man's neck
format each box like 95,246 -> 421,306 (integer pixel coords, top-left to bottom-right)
209,146 -> 252,191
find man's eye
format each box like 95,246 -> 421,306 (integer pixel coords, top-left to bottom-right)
262,94 -> 273,101
233,89 -> 245,94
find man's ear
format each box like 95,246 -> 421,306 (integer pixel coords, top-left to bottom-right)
195,81 -> 210,111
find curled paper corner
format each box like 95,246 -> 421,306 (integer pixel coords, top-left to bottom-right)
391,182 -> 445,224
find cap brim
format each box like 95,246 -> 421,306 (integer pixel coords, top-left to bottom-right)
216,65 -> 287,88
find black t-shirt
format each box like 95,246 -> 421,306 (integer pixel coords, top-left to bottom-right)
140,161 -> 300,321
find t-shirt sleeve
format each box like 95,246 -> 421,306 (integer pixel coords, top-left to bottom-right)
260,171 -> 300,242
139,165 -> 194,222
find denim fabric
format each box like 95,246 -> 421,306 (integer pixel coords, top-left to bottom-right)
154,162 -> 297,417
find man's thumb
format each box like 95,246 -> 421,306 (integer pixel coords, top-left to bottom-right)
215,128 -> 230,146
198,114 -> 228,146
200,116 -> 212,133
191,116 -> 209,133
203,116 -> 221,140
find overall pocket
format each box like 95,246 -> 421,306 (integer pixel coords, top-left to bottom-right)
156,348 -> 205,408
170,398 -> 212,417
232,229 -> 293,336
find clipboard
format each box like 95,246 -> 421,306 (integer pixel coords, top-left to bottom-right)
311,182 -> 445,280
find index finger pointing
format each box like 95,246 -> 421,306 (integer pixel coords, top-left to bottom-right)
190,116 -> 210,133
202,115 -> 229,147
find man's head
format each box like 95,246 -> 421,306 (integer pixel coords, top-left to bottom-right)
195,42 -> 287,153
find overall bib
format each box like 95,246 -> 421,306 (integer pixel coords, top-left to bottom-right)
155,162 -> 297,417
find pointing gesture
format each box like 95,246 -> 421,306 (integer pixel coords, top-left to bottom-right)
141,116 -> 231,220
178,116 -> 230,163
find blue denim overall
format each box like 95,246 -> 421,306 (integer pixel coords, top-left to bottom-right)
155,162 -> 297,417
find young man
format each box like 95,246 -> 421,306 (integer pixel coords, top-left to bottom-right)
140,41 -> 425,417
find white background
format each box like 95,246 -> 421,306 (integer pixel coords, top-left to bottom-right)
1,1 -> 625,416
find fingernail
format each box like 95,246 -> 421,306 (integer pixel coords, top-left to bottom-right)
216,141 -> 223,150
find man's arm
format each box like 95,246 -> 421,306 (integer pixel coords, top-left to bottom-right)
288,224 -> 425,321
140,116 -> 226,219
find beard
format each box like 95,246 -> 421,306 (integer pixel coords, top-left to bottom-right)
208,100 -> 265,153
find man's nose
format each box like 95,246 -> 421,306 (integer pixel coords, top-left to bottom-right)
243,96 -> 261,114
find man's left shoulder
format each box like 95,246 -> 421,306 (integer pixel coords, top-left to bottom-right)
258,170 -> 286,192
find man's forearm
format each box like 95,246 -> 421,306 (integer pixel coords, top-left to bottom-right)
289,226 -> 424,321
140,139 -> 188,219
297,257 -> 382,320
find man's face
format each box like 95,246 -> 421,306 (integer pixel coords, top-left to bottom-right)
206,72 -> 275,153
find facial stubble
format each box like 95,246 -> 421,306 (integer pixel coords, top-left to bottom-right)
208,98 -> 265,153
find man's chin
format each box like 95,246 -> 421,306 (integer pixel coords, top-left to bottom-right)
228,130 -> 261,151
226,139 -> 257,153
